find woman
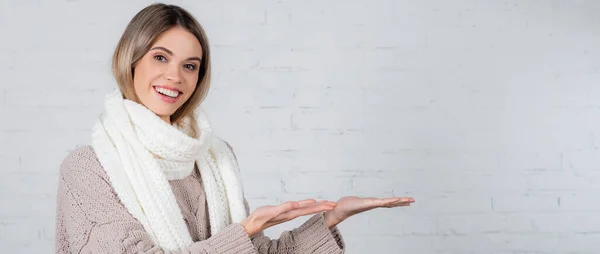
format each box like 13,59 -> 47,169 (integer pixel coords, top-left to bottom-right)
55,3 -> 415,253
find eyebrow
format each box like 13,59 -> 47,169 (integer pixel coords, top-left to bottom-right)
150,46 -> 202,62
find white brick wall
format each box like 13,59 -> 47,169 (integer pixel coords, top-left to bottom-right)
1,0 -> 600,253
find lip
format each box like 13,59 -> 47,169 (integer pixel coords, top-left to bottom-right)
153,85 -> 182,93
153,85 -> 182,104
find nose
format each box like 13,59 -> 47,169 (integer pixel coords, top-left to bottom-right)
164,65 -> 182,84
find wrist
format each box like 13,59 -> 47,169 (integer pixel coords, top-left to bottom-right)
323,211 -> 344,229
240,218 -> 253,236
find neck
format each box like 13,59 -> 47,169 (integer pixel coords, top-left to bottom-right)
160,115 -> 171,125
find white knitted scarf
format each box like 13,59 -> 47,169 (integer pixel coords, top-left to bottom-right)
91,88 -> 247,252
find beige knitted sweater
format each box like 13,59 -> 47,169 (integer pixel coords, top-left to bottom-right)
55,146 -> 345,253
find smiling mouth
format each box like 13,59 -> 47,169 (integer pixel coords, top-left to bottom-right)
153,86 -> 182,98
153,86 -> 183,104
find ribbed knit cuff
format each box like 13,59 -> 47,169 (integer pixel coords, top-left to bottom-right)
293,212 -> 345,253
200,223 -> 255,254
329,225 -> 346,250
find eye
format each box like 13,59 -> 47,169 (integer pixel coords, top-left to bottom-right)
184,64 -> 197,71
154,54 -> 167,62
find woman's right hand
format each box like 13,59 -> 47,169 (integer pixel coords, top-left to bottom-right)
240,199 -> 336,237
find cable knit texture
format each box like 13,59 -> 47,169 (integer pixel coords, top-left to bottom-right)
55,145 -> 346,253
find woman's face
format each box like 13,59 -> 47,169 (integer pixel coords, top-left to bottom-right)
133,26 -> 203,124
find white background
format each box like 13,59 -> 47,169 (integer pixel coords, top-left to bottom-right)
1,0 -> 599,253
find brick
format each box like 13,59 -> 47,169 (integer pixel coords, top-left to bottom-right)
346,212 -> 436,236
240,173 -> 282,199
351,173 -> 418,195
307,129 -> 367,153
233,108 -> 293,131
280,172 -> 352,196
276,151 -> 352,173
0,154 -> 20,172
252,87 -> 296,109
20,148 -> 73,174
461,233 -> 559,253
390,214 -> 437,236
437,214 -> 505,235
0,131 -> 89,165
264,2 -> 291,25
0,173 -> 58,196
293,87 -> 333,109
5,89 -> 103,108
431,234 -> 505,253
344,235 -> 434,254
5,51 -> 111,90
553,234 -> 600,252
559,193 -> 600,211
566,150 -> 600,171
253,47 -> 326,70
526,171 -> 594,191
497,152 -> 563,171
486,233 -> 600,253
236,150 -> 293,174
532,213 -> 600,233
0,195 -> 32,217
0,218 -> 44,245
210,48 -> 259,71
0,108 -> 98,132
291,107 -> 365,130
30,194 -> 58,218
459,174 -> 529,194
199,1 -> 265,26
240,129 -> 312,152
504,214 -> 536,233
493,195 -> 560,212
363,85 -> 433,109
0,90 -> 5,107
8,240 -> 54,254
409,195 -> 493,214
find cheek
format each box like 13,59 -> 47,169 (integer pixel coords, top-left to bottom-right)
133,65 -> 147,88
185,74 -> 199,90
133,60 -> 160,87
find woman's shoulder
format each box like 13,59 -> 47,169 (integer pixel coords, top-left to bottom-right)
57,145 -> 132,225
59,145 -> 110,184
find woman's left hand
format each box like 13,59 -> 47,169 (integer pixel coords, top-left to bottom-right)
323,196 -> 415,229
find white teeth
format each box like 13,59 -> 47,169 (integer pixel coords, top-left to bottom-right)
155,87 -> 179,98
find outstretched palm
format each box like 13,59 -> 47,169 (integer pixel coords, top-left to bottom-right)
241,199 -> 337,237
323,196 -> 415,228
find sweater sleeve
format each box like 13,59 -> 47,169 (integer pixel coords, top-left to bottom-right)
55,146 -> 257,254
223,141 -> 345,253
245,199 -> 346,254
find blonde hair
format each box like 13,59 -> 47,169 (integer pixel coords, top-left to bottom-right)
112,3 -> 211,126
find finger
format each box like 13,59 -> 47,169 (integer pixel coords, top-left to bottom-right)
291,201 -> 336,216
395,197 -> 415,203
366,198 -> 401,208
389,197 -> 415,206
379,197 -> 415,205
367,198 -> 393,207
276,201 -> 300,214
272,202 -> 336,222
383,198 -> 415,208
316,200 -> 337,206
385,202 -> 412,208
296,199 -> 317,206
269,200 -> 321,222
281,201 -> 336,216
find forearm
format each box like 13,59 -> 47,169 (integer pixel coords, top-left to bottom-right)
250,213 -> 345,254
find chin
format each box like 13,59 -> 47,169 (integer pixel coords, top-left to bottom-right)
148,106 -> 176,119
